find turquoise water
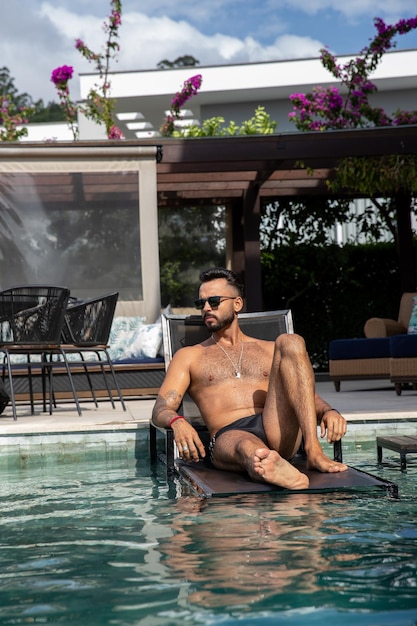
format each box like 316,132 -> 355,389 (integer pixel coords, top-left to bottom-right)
0,438 -> 416,625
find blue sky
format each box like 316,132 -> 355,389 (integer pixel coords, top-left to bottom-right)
1,0 -> 416,103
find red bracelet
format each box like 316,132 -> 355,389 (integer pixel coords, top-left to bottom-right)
169,415 -> 185,428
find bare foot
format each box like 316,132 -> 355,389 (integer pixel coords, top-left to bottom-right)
253,448 -> 309,490
306,448 -> 348,473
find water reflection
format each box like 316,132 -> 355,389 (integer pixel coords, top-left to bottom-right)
160,493 -> 332,609
159,489 -> 417,614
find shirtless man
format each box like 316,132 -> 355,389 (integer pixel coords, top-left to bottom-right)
152,267 -> 348,490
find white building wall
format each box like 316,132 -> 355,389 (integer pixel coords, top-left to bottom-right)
77,48 -> 417,139
13,122 -> 74,142
16,47 -> 417,141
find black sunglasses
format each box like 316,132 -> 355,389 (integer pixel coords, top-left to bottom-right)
194,296 -> 237,310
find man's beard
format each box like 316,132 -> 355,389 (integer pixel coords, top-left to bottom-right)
204,311 -> 235,333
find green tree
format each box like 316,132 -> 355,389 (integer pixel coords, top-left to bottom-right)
0,66 -> 33,108
261,242 -> 406,370
329,154 -> 417,291
29,101 -> 66,123
0,66 -> 65,125
157,55 -> 200,70
261,197 -> 352,250
158,205 -> 225,306
0,67 -> 37,140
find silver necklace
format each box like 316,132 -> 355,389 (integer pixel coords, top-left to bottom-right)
213,337 -> 244,378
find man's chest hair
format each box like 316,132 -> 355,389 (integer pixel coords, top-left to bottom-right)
193,342 -> 271,385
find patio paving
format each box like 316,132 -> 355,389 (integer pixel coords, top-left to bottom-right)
0,379 -> 415,443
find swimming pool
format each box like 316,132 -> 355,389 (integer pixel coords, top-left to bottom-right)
0,436 -> 416,625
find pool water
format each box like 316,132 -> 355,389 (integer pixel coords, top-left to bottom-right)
0,438 -> 416,625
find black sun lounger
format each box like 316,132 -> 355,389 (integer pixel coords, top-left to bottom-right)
150,312 -> 398,498
151,424 -> 398,497
174,457 -> 398,498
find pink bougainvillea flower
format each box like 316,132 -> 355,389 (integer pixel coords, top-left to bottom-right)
171,74 -> 203,112
161,73 -> 203,135
110,9 -> 121,27
51,65 -> 74,86
108,125 -> 124,139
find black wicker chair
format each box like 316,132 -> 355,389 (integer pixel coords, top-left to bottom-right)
61,291 -> 126,410
0,285 -> 81,420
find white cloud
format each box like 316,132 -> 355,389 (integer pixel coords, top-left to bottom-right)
247,34 -> 325,61
98,12 -> 325,71
40,8 -> 326,99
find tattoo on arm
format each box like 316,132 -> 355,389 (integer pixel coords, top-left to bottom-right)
152,389 -> 183,426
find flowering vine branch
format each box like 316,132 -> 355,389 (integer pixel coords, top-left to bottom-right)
51,0 -> 123,140
0,95 -> 34,141
289,15 -> 417,131
51,65 -> 78,139
160,74 -> 203,136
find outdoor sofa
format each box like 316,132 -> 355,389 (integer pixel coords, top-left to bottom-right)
329,292 -> 417,394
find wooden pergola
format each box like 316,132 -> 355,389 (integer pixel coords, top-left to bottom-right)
153,126 -> 417,309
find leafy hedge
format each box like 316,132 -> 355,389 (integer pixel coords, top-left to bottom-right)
261,242 -> 416,371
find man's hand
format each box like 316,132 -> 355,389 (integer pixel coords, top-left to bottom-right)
320,409 -> 347,443
171,418 -> 206,462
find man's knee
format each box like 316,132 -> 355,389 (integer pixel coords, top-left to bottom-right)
275,333 -> 307,358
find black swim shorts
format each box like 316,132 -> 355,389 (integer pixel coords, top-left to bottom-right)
209,413 -> 268,464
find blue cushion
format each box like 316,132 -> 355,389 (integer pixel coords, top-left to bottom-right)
329,337 -> 391,360
114,356 -> 164,365
408,296 -> 417,334
390,334 -> 417,358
